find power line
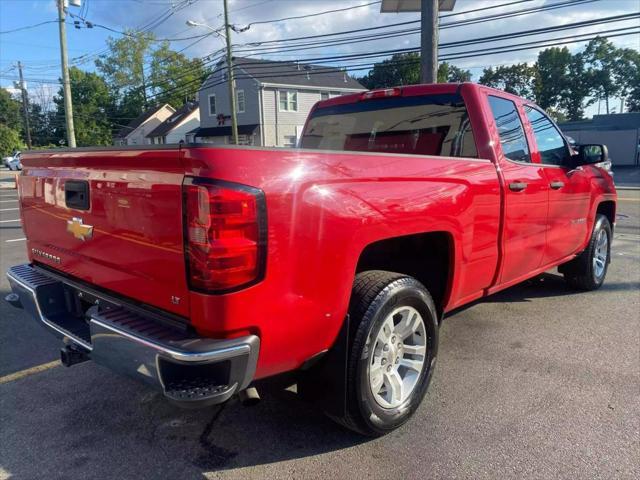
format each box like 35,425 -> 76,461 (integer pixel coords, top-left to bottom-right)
109,8 -> 640,102
234,0 -> 597,47
140,30 -> 639,103
232,1 -> 382,32
0,20 -> 59,35
232,12 -> 639,58
129,0 -> 615,95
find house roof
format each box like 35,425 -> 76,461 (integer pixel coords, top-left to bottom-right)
204,57 -> 365,90
115,104 -> 174,139
146,102 -> 198,139
191,124 -> 259,138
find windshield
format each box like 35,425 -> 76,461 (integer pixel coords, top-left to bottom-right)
300,93 -> 477,158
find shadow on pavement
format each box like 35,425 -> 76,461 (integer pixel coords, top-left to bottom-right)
1,271 -> 637,478
447,272 -> 637,317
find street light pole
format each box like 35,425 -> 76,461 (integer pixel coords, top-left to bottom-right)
17,61 -> 32,149
186,6 -> 238,145
223,0 -> 239,145
420,0 -> 438,83
57,0 -> 76,147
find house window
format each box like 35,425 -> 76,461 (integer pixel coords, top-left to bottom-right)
237,134 -> 252,145
283,135 -> 297,147
320,91 -> 329,101
279,90 -> 298,112
208,94 -> 216,116
237,90 -> 245,113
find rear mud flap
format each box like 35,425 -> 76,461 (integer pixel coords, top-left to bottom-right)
297,315 -> 350,420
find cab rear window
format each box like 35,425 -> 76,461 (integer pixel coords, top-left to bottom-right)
300,93 -> 478,158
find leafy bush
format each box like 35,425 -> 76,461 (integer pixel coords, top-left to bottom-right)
0,124 -> 23,157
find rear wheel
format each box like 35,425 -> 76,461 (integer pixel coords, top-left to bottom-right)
561,214 -> 612,290
337,270 -> 438,436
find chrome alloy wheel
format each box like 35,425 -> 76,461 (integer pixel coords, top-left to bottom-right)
593,228 -> 608,279
368,306 -> 427,409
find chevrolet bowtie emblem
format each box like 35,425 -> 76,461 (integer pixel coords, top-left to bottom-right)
67,217 -> 93,241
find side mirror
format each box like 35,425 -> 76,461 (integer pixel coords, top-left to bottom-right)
576,144 -> 608,166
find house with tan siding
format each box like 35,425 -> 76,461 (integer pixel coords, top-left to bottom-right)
191,57 -> 366,147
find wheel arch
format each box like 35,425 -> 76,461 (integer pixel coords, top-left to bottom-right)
596,200 -> 616,231
353,231 -> 454,320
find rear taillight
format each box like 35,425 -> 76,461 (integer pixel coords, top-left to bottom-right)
183,178 -> 266,293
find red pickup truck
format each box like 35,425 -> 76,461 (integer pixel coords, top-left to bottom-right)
6,83 -> 616,436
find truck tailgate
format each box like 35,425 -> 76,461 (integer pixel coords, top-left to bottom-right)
18,147 -> 190,317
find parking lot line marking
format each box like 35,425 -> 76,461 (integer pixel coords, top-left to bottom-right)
0,199 -> 18,203
5,237 -> 26,243
0,360 -> 60,385
0,207 -> 19,211
617,198 -> 639,202
0,218 -> 20,223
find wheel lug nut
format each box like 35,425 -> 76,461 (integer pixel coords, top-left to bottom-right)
381,358 -> 387,365
391,336 -> 396,342
398,343 -> 402,348
395,357 -> 400,364
386,365 -> 392,372
383,344 -> 389,352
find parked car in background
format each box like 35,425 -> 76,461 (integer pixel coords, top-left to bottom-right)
2,150 -> 21,169
6,83 -> 616,436
7,151 -> 22,171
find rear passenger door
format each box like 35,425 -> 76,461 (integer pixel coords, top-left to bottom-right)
523,105 -> 592,264
487,95 -> 549,286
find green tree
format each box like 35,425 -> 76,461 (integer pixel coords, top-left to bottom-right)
479,63 -> 538,99
615,47 -> 640,112
53,67 -> 113,146
536,47 -> 572,110
357,55 -> 472,89
437,62 -> 472,82
148,42 -> 206,108
357,53 -> 420,89
561,53 -> 593,120
0,124 -> 23,157
582,37 -> 620,114
28,102 -> 55,147
95,30 -> 154,122
0,88 -> 23,132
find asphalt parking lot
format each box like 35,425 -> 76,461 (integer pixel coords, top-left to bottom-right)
0,171 -> 638,480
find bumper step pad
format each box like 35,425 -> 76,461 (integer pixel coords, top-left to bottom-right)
164,378 -> 233,403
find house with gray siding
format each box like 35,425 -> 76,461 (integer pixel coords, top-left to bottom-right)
191,57 -> 366,147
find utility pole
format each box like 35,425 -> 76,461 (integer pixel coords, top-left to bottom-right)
420,0 -> 438,83
17,61 -> 32,149
57,0 -> 76,148
223,0 -> 239,145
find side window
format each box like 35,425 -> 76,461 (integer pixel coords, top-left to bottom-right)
488,96 -> 531,163
524,106 -> 568,166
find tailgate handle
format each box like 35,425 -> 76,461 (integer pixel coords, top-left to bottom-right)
65,180 -> 90,210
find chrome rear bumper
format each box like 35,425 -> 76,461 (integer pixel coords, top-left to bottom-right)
6,264 -> 259,407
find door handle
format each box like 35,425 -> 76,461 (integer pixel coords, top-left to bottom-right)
550,181 -> 565,190
509,181 -> 528,192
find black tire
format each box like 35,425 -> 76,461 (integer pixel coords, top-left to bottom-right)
337,270 -> 439,436
560,214 -> 612,290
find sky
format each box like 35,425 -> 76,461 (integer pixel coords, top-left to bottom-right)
0,0 -> 639,117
